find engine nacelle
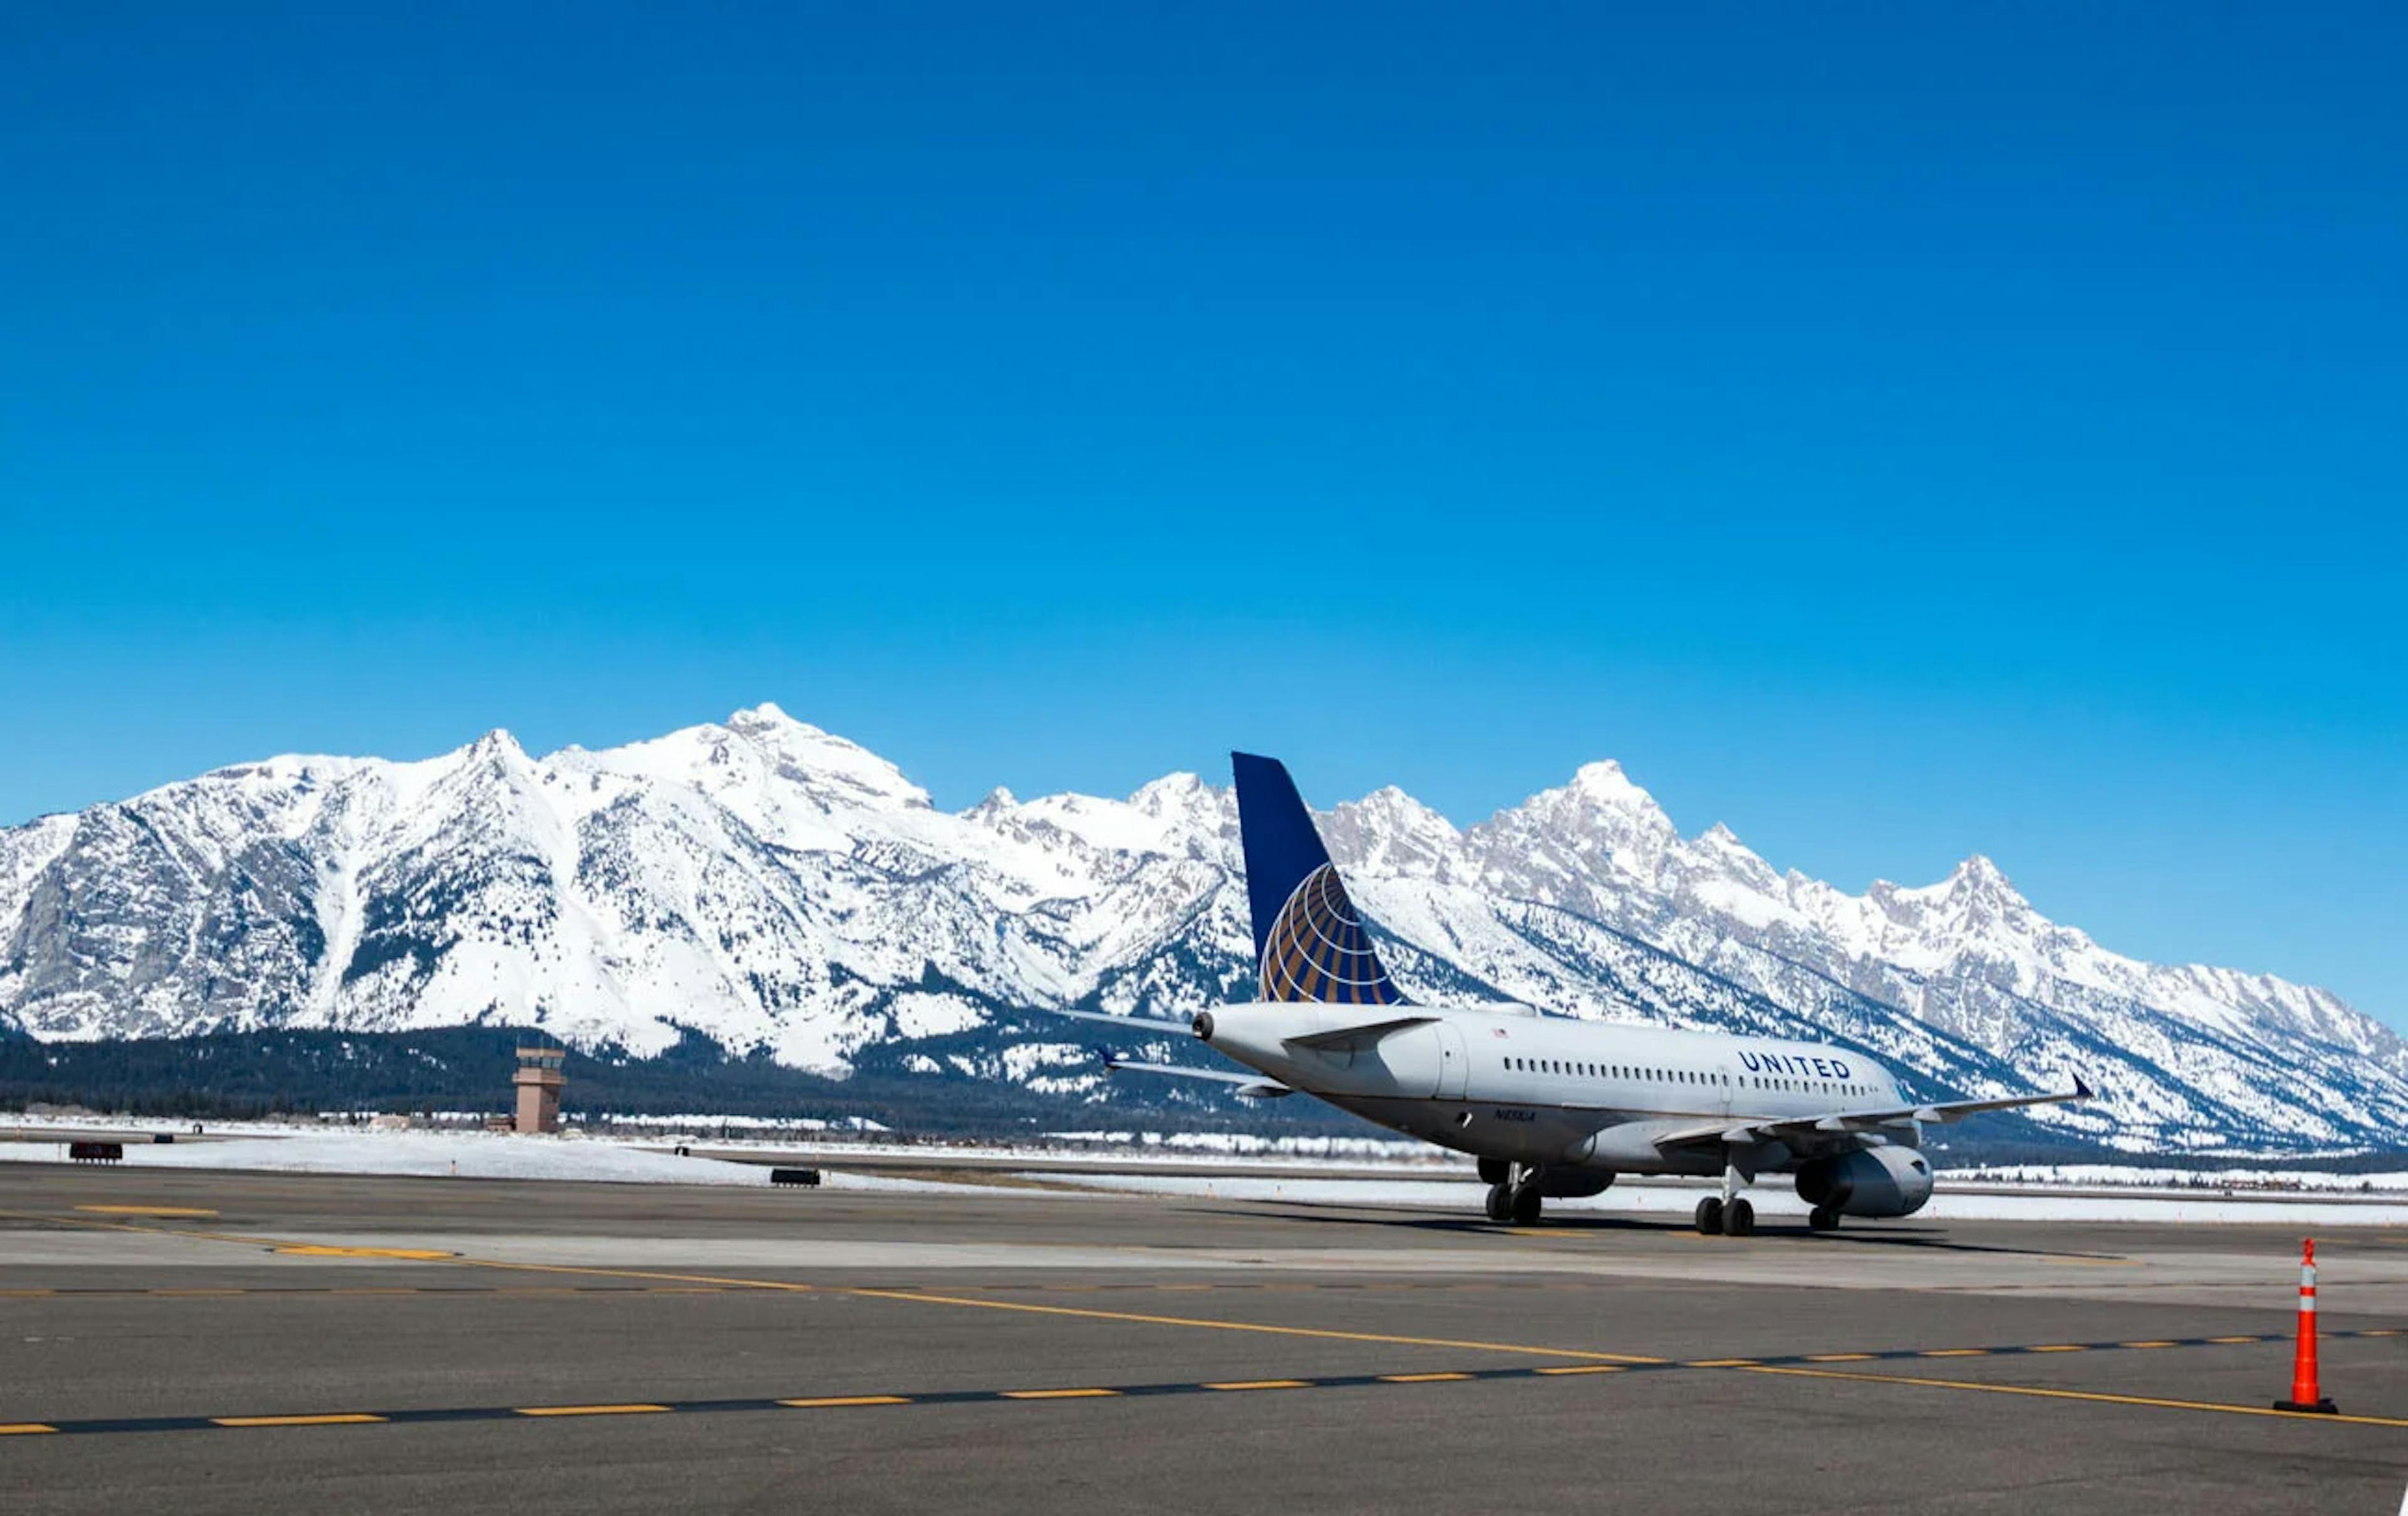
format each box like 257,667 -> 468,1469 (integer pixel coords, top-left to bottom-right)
1794,1147 -> 1934,1218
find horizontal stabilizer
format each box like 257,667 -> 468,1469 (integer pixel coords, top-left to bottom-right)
1043,1007 -> 1196,1032
1101,1055 -> 1292,1100
1281,1015 -> 1438,1052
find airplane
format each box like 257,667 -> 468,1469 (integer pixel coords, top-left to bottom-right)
1094,752 -> 2093,1236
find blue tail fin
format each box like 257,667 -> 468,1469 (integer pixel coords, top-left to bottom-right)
1230,753 -> 1404,1005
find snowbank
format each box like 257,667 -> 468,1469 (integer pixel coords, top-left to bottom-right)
9,1129 -> 774,1186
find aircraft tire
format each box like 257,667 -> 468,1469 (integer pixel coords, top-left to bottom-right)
1809,1206 -> 1839,1232
1725,1197 -> 1756,1237
1484,1184 -> 1511,1222
1694,1197 -> 1724,1235
1509,1186 -> 1543,1226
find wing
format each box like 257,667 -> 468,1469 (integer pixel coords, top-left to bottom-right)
1654,1074 -> 2094,1153
1100,1054 -> 1291,1100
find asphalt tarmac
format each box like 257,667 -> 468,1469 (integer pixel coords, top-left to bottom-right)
7,1162 -> 2408,1514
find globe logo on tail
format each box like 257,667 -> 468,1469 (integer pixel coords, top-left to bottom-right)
1259,864 -> 1402,1005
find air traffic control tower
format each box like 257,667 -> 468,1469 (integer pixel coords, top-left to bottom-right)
512,1044 -> 566,1134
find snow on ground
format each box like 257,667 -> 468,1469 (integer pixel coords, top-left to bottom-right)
668,1137 -> 1454,1172
7,1130 -> 771,1184
1948,1162 -> 2408,1194
0,1128 -> 993,1193
3,1113 -> 321,1140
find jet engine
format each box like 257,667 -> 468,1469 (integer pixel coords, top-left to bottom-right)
1793,1148 -> 1933,1218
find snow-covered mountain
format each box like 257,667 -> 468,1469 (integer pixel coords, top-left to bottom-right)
1,704 -> 2397,1154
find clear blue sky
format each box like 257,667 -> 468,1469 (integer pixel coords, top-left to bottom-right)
3,4 -> 2400,1021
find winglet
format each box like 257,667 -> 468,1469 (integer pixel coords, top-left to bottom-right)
2073,1073 -> 2094,1100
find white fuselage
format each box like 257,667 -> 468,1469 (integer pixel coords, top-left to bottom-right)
1198,1000 -> 1914,1177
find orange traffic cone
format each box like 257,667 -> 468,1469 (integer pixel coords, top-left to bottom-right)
2274,1237 -> 2337,1414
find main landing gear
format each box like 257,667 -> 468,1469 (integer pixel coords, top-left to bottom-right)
1694,1161 -> 1756,1236
1692,1195 -> 1753,1236
1483,1164 -> 1543,1226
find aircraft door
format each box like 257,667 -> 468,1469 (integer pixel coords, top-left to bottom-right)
1435,1022 -> 1469,1100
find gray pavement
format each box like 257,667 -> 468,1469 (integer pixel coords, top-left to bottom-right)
5,1162 -> 2407,1513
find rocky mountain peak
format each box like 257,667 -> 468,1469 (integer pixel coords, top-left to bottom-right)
1948,853 -> 2022,898
1324,785 -> 1462,879
729,700 -> 800,728
1129,770 -> 1208,810
1565,759 -> 1666,815
716,706 -> 927,811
